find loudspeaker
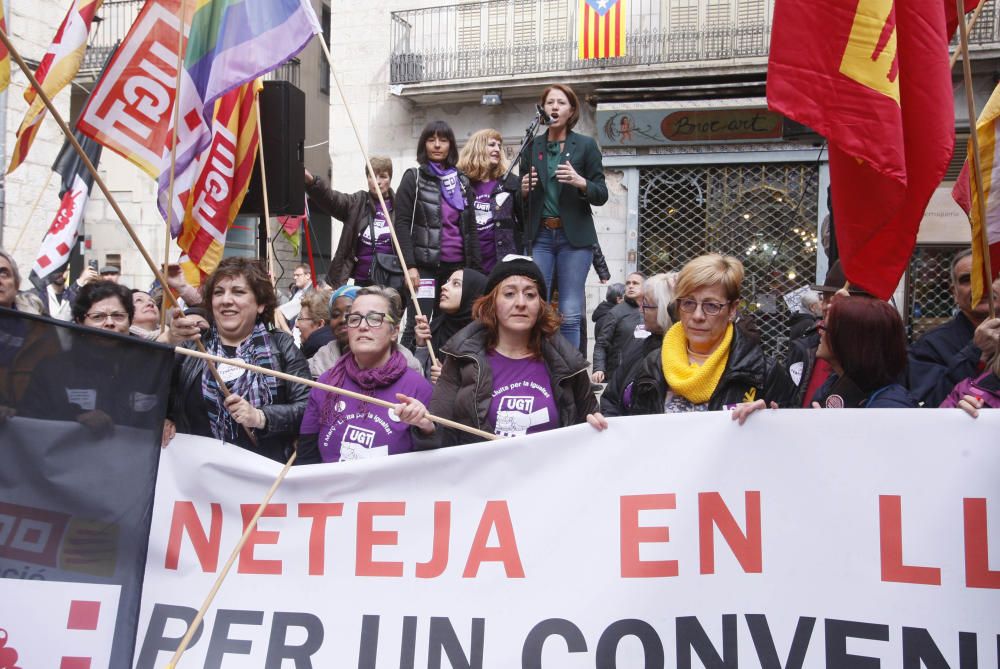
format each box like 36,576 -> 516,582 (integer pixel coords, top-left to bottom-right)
240,80 -> 305,216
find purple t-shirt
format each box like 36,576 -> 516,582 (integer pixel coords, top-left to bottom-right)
354,199 -> 394,281
300,366 -> 432,463
439,199 -> 464,263
473,179 -> 498,272
486,351 -> 559,438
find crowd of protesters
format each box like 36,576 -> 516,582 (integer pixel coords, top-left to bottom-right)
2,82 -> 999,466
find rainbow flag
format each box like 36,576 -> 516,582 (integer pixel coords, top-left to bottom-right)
185,0 -> 320,119
177,80 -> 261,276
8,0 -> 103,173
578,0 -> 626,60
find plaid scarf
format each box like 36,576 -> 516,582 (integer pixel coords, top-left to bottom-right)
201,322 -> 279,441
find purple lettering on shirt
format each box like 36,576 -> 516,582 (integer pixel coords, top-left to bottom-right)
486,351 -> 559,438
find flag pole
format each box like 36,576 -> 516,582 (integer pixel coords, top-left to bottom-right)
174,346 -> 499,440
950,2 -> 987,69
164,449 -> 298,669
9,170 -> 53,255
160,0 -> 189,332
957,0 -> 997,319
312,33 -> 439,368
0,27 -> 257,444
254,96 -> 278,285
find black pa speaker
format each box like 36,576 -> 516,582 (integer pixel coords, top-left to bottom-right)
240,80 -> 305,216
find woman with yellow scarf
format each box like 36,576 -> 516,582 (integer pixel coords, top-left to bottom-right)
626,254 -> 794,414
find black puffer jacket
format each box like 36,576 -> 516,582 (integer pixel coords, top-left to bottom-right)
305,177 -> 394,287
168,328 -> 317,463
593,300 -> 641,375
394,165 -> 481,271
628,326 -> 796,414
784,327 -> 820,406
416,322 -> 597,448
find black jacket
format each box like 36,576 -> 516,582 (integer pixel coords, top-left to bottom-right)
305,177 -> 394,287
300,326 -> 334,360
628,327 -> 796,414
417,322 -> 597,448
593,300 -> 641,375
168,329 -> 318,463
394,165 -> 481,271
784,326 -> 820,406
600,332 -> 663,417
907,313 -> 983,407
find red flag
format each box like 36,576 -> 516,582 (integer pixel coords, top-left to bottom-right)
767,0 -> 954,300
946,0 -> 981,38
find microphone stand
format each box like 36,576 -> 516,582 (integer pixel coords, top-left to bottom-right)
509,110 -> 546,257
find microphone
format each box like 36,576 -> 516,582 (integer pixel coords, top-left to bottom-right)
535,104 -> 552,125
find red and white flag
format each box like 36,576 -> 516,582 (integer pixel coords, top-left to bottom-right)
32,175 -> 89,279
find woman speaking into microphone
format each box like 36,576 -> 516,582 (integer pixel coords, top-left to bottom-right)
519,83 -> 608,348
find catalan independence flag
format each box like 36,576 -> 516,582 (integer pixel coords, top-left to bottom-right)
0,2 -> 9,94
185,0 -> 320,120
7,0 -> 103,173
578,0 -> 626,60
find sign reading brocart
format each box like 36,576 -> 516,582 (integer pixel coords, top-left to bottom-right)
134,411 -> 999,667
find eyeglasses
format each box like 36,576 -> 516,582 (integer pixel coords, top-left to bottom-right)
677,298 -> 730,316
346,311 -> 395,328
85,311 -> 129,324
639,302 -> 656,311
297,316 -> 316,324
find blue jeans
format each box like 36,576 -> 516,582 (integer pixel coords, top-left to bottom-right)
532,227 -> 593,348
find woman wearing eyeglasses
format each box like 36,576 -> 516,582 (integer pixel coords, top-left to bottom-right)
298,286 -> 434,462
164,258 -> 318,463
628,254 -> 794,414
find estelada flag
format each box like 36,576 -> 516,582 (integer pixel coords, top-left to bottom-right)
578,0 -> 626,60
767,0 -> 955,300
0,2 -> 10,93
952,82 -> 1000,306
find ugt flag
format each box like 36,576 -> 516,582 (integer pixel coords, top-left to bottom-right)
767,0 -> 955,300
0,309 -> 173,667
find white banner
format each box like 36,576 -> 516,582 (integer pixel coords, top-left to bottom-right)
135,411 -> 1000,668
32,174 -> 88,279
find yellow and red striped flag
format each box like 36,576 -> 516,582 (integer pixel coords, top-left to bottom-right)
176,80 -> 262,277
7,0 -> 104,173
0,3 -> 10,93
952,82 -> 1000,305
578,0 -> 626,60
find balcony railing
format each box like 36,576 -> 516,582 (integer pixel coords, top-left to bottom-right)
391,0 -> 1000,86
83,0 -> 300,86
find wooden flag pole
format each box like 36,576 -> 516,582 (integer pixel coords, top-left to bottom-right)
9,169 -> 53,256
174,346 -> 499,441
957,0 -> 997,319
160,0 -> 189,332
254,96 -> 278,284
312,34 -> 439,368
0,27 -> 257,444
950,2 -> 987,69
165,449 -> 298,669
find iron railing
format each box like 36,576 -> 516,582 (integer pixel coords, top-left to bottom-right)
83,0 -> 300,85
391,0 -> 1000,85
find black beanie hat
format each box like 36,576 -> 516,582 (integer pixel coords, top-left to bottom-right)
484,255 -> 548,298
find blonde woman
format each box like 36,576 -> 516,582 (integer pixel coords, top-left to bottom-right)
457,128 -> 522,273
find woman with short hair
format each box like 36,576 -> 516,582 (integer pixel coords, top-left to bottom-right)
414,255 -> 606,448
165,257 -> 317,463
457,128 -> 521,273
629,254 -> 794,414
297,290 -> 334,360
298,286 -> 434,462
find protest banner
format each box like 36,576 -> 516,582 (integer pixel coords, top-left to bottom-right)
121,410 -> 999,667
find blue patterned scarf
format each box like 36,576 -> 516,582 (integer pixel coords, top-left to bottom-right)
201,322 -> 279,441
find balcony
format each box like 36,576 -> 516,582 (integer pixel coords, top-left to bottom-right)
390,0 -> 1000,89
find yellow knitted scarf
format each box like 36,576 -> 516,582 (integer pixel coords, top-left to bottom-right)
661,322 -> 733,405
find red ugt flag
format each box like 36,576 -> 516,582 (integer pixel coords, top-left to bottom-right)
767,0 -> 955,300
